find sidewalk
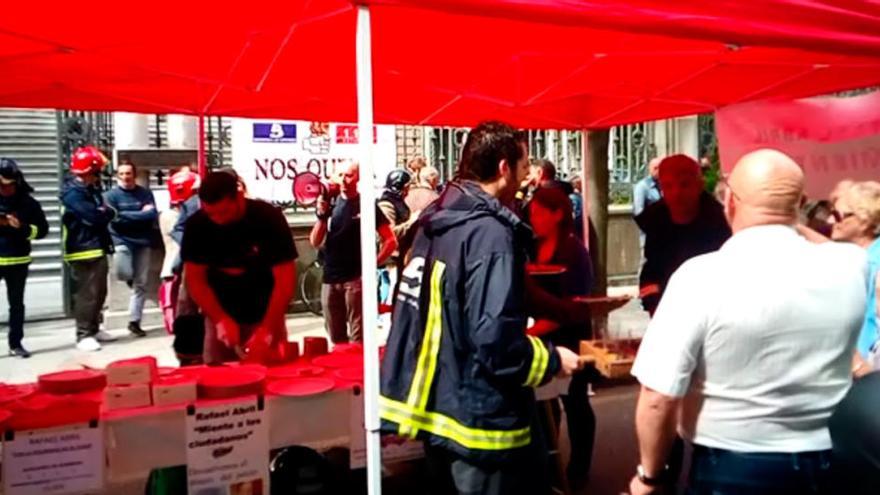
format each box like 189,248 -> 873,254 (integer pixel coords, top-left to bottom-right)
0,286 -> 649,385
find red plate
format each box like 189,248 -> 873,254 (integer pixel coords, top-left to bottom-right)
312,353 -> 364,369
526,263 -> 567,275
38,370 -> 107,394
266,378 -> 335,397
334,367 -> 363,383
267,365 -> 325,380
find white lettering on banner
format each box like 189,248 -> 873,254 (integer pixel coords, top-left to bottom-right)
3,424 -> 104,495
185,397 -> 269,494
232,119 -> 398,203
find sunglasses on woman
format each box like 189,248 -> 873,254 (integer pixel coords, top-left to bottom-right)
831,209 -> 856,222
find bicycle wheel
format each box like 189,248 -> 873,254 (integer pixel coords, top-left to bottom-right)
300,261 -> 324,316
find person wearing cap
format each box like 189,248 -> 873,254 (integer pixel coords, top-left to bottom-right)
104,162 -> 158,338
60,146 -> 118,352
0,158 -> 49,358
181,171 -> 297,365
635,154 -> 731,316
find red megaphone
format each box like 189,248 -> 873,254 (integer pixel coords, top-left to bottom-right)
291,172 -> 339,207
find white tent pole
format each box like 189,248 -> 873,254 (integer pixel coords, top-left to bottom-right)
580,130 -> 591,252
356,6 -> 383,495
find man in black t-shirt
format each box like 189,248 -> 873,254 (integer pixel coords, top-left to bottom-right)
309,160 -> 397,343
182,171 -> 297,364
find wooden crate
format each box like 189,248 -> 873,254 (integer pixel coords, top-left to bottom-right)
579,339 -> 639,379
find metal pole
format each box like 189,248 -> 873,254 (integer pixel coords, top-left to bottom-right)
197,115 -> 207,177
357,6 -> 383,495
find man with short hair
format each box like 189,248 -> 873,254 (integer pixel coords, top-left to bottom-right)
381,121 -> 582,495
406,166 -> 441,213
633,157 -> 662,218
61,146 -> 118,352
181,171 -> 297,364
310,160 -> 397,344
636,155 -> 731,316
105,162 -> 157,337
629,149 -> 868,495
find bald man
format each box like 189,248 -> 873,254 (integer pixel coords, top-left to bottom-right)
635,155 -> 731,316
628,150 -> 868,495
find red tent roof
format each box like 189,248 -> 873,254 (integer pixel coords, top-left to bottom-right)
2,1 -> 880,128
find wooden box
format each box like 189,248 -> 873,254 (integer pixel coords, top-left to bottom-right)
579,339 -> 640,379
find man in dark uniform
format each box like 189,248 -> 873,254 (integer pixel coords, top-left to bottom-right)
636,154 -> 731,316
380,121 -> 582,495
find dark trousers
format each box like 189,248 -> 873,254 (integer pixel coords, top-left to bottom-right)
424,415 -> 551,495
70,257 -> 108,340
322,279 -> 363,344
560,370 -> 595,479
1,264 -> 29,348
687,445 -> 835,495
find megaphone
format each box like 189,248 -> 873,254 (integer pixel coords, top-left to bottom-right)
291,172 -> 340,207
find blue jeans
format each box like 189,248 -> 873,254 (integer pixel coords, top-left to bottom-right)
114,245 -> 151,323
687,445 -> 835,495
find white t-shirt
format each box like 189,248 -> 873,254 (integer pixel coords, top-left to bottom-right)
632,225 -> 868,453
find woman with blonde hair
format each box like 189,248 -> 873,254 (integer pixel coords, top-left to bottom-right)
829,181 -> 880,376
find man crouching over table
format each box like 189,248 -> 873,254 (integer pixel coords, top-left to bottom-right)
629,149 -> 868,495
181,171 -> 297,364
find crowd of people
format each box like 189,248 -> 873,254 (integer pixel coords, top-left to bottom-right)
0,118 -> 878,494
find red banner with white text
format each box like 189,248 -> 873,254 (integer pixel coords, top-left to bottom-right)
717,91 -> 880,200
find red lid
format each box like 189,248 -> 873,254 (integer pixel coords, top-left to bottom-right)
334,367 -> 363,383
312,353 -> 364,370
38,370 -> 107,395
197,368 -> 265,400
266,378 -> 334,397
7,393 -> 100,430
267,365 -> 325,380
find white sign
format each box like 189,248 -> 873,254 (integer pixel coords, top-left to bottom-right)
185,398 -> 269,495
349,392 -> 423,469
3,423 -> 104,495
231,119 -> 398,203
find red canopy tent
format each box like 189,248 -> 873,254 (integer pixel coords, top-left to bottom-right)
2,1 -> 880,128
3,2 -> 880,493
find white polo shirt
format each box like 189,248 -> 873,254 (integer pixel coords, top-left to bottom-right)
632,225 -> 868,453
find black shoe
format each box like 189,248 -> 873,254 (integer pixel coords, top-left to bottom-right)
9,346 -> 31,358
128,322 -> 147,338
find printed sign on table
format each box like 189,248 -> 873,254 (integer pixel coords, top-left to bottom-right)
349,392 -> 424,469
2,423 -> 104,495
185,397 -> 269,495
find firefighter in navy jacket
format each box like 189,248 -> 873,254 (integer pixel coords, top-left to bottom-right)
0,158 -> 48,358
380,122 -> 582,494
60,146 -> 117,352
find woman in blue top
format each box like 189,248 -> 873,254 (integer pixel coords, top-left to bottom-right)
828,181 -> 880,377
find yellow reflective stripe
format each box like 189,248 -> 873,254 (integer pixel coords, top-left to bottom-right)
380,396 -> 531,451
27,224 -> 38,241
64,249 -> 104,262
400,261 -> 446,439
524,336 -> 549,388
0,256 -> 31,266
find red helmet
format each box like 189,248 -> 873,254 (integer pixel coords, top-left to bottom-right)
168,168 -> 201,205
70,146 -> 109,175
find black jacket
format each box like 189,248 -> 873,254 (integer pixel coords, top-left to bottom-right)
636,192 -> 731,314
60,176 -> 115,262
0,193 -> 49,265
380,181 -> 561,465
